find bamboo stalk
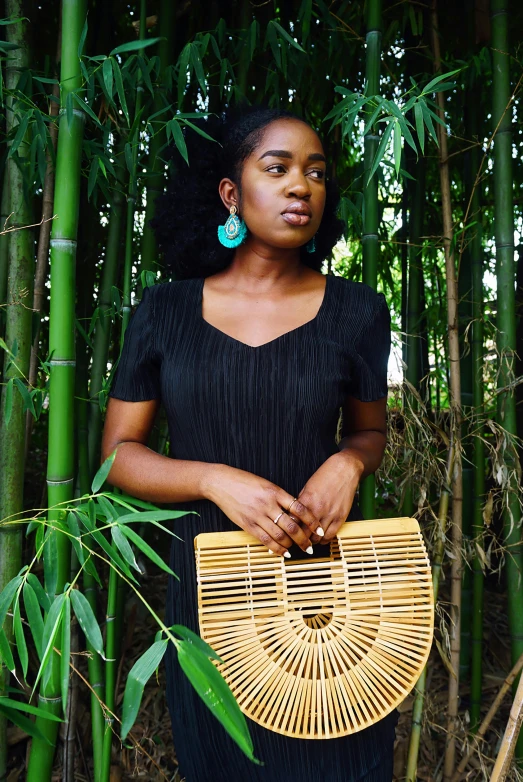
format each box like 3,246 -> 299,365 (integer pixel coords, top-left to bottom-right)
87,154 -> 126,478
452,650 -> 523,780
467,93 -> 485,732
491,671 -> 523,781
25,80 -> 60,459
0,168 -> 9,312
360,0 -> 382,520
139,0 -> 175,279
26,1 -> 87,778
491,2 -> 523,763
429,5 -> 464,779
405,442 -> 455,782
0,6 -> 34,777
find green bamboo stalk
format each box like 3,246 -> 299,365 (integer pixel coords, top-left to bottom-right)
0,168 -> 9,312
360,0 -> 382,520
464,93 -> 485,730
102,7 -> 147,777
139,0 -> 175,278
26,2 -> 87,778
402,155 -> 426,518
87,160 -> 126,478
491,0 -> 523,761
0,7 -> 33,777
406,443 -> 455,781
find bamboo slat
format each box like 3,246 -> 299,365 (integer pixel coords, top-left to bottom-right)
195,517 -> 434,739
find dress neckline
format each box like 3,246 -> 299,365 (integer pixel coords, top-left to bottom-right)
197,274 -> 332,350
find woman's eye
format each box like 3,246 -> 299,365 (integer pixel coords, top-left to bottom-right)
308,169 -> 325,179
266,164 -> 286,173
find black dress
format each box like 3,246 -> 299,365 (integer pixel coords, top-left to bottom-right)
109,274 -> 398,782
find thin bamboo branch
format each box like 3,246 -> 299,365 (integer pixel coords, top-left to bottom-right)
491,671 -> 523,781
452,650 -> 523,780
430,3 -> 463,779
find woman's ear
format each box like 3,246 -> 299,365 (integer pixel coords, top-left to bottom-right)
218,178 -> 240,211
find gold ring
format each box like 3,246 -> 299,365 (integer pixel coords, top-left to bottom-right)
287,498 -> 298,514
273,512 -> 285,525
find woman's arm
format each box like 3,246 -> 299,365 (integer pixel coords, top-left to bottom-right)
297,396 -> 387,543
102,398 -> 322,555
336,395 -> 387,480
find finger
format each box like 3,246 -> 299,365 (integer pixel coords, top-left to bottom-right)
322,517 -> 344,543
253,523 -> 291,558
278,493 -> 323,537
277,512 -> 315,554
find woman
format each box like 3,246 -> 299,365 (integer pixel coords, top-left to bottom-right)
102,106 -> 397,781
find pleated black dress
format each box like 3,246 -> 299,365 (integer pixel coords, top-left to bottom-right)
109,274 -> 398,782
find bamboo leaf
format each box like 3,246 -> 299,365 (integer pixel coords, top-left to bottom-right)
367,120 -> 393,184
3,377 -> 13,425
170,625 -> 221,660
419,100 -> 438,146
70,589 -> 105,659
112,59 -> 129,126
102,56 -> 113,100
177,43 -> 191,108
110,37 -> 163,56
265,22 -> 281,69
76,511 -> 136,582
43,530 -> 58,599
177,642 -> 256,761
61,597 -> 71,714
0,575 -> 22,626
13,600 -> 28,680
249,19 -> 259,60
0,702 -> 51,742
92,448 -> 118,493
8,111 -> 30,158
115,509 -> 193,524
118,524 -> 177,577
33,593 -> 65,695
421,68 -> 460,95
77,17 -> 88,58
13,377 -> 36,419
393,121 -> 402,175
121,640 -> 168,739
0,697 -> 63,721
71,92 -> 100,126
362,97 -> 383,136
414,102 -> 425,154
169,120 -> 188,165
181,119 -> 217,144
0,628 -> 15,673
270,20 -> 306,53
23,582 -> 44,658
189,43 -> 207,96
111,525 -> 140,572
96,494 -> 118,522
26,574 -> 50,612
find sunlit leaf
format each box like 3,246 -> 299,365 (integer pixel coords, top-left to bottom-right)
13,600 -> 28,680
23,582 -> 44,658
121,639 -> 168,739
177,641 -> 256,761
61,597 -> 71,714
118,524 -> 177,577
92,448 -> 117,493
70,589 -> 105,659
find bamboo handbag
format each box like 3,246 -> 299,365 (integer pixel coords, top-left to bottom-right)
195,517 -> 434,739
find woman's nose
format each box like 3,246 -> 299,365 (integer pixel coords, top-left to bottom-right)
286,173 -> 311,198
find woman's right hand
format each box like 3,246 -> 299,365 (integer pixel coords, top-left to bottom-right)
203,464 -> 322,557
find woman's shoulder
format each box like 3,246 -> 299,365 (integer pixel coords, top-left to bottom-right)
329,275 -> 387,317
142,277 -> 202,316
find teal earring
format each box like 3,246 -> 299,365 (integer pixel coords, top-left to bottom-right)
218,206 -> 248,248
306,235 -> 316,253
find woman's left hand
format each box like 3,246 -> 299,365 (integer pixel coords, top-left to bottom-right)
295,451 -> 364,545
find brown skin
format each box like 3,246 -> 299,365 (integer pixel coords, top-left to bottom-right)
102,118 -> 387,556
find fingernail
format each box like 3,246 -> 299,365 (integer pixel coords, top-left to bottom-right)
306,546 -> 314,555
316,527 -> 325,537
268,550 -> 274,555
284,551 -> 291,559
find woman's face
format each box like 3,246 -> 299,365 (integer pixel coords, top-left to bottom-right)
223,118 -> 327,252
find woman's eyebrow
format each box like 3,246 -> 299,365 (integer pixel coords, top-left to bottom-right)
258,149 -> 326,162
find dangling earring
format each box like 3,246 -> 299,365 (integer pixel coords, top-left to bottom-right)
306,235 -> 316,253
218,205 -> 248,248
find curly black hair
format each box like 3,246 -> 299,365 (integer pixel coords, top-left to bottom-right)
152,105 -> 345,280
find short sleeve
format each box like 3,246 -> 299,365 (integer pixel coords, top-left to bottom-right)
109,285 -> 161,401
349,292 -> 391,402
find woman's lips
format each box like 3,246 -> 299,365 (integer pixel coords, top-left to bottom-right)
281,213 -> 311,226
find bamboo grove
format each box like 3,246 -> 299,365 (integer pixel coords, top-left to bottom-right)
0,0 -> 522,779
